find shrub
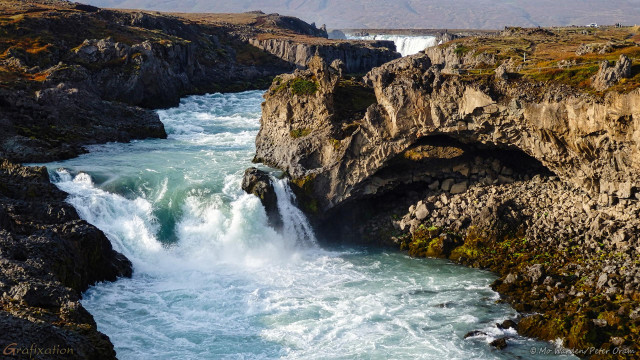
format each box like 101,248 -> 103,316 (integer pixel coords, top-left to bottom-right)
454,44 -> 471,57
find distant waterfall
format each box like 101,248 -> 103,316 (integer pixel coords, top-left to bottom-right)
346,34 -> 437,56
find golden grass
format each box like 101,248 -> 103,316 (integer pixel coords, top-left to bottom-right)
445,26 -> 640,92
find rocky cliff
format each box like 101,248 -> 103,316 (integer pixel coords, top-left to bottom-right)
0,159 -> 132,359
256,53 -> 640,215
0,0 -> 306,162
251,27 -> 640,355
249,36 -> 399,73
255,27 -> 640,215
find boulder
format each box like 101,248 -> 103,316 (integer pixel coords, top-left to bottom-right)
242,167 -> 283,229
490,337 -> 508,349
526,264 -> 545,284
591,54 -> 632,91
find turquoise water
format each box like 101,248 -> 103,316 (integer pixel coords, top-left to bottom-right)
42,91 -> 572,359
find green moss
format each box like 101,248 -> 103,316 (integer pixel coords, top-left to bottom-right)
453,44 -> 472,57
289,78 -> 318,95
291,174 -> 315,191
407,228 -> 450,258
449,244 -> 480,261
290,174 -> 319,214
290,128 -> 311,138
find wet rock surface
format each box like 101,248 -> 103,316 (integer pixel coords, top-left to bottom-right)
242,167 -> 283,229
0,159 -> 132,359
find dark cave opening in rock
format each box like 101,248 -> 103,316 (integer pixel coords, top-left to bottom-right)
316,135 -> 555,245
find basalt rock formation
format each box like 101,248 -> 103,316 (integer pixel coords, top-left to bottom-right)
255,52 -> 640,215
250,28 -> 640,355
0,159 -> 132,359
249,37 -> 399,73
591,55 -> 632,91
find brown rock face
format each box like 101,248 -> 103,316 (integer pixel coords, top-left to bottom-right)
252,37 -> 640,354
254,51 -> 640,217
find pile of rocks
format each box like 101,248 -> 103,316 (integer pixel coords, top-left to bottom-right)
394,172 -> 640,353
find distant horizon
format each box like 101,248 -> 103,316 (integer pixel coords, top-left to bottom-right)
81,0 -> 640,30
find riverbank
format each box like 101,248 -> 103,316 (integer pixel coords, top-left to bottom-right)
394,175 -> 640,358
248,25 -> 640,358
0,159 -> 132,359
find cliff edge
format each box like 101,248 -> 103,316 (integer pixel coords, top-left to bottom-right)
251,26 -> 640,356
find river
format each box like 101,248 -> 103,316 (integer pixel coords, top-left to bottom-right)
42,90 -> 572,359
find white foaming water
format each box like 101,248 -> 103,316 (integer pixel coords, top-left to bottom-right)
347,34 -> 438,56
273,179 -> 317,247
41,91 -> 572,359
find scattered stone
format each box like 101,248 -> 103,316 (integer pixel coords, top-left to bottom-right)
464,330 -> 487,339
441,179 -> 455,192
450,181 -> 469,194
490,337 -> 508,349
593,318 -> 608,327
526,264 -> 545,284
497,319 -> 517,330
415,203 -> 429,220
504,273 -> 517,284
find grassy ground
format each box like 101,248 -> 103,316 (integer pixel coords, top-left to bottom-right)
443,26 -> 640,93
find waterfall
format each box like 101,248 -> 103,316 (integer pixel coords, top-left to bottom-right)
346,34 -> 437,57
272,178 -> 317,247
50,168 -> 317,273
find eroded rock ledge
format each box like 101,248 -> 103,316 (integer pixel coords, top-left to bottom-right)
250,47 -> 640,355
256,53 -> 640,214
0,159 -> 132,359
